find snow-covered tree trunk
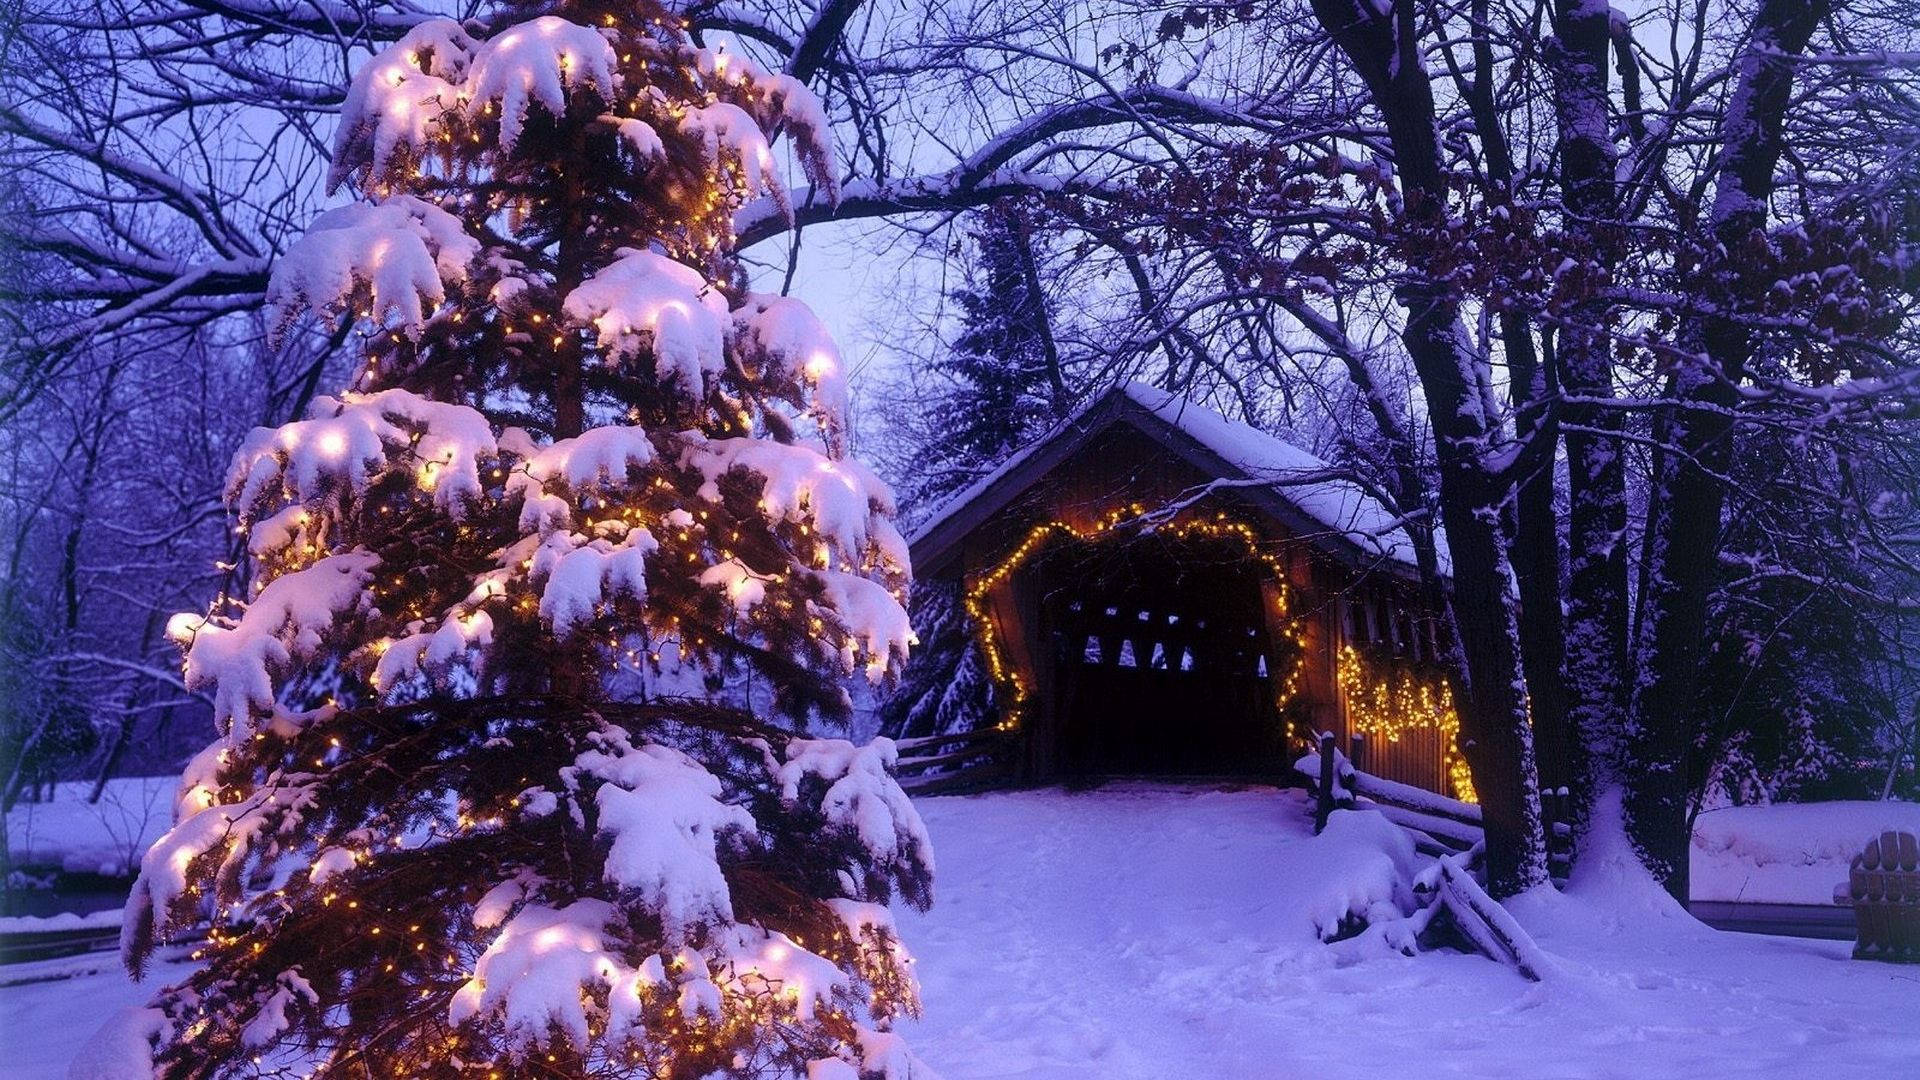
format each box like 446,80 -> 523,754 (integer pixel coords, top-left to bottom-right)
1454,0 -> 1578,820
1547,0 -> 1630,820
1309,0 -> 1549,898
1625,0 -> 1835,900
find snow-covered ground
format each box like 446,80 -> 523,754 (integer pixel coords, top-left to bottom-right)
892,786 -> 1916,1080
1690,799 -> 1920,904
9,784 -> 1915,1079
6,778 -> 172,879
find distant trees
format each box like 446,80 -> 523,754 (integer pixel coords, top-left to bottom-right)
872,0 -> 1920,899
886,200 -> 1073,513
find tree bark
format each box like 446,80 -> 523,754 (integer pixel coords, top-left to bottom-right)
1625,0 -> 1833,900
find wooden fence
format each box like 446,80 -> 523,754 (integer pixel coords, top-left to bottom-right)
1298,733 -> 1571,878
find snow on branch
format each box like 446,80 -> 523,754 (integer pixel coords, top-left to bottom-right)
227,389 -> 498,529
734,83 -> 1313,248
562,248 -> 729,395
167,551 -> 379,737
265,197 -> 480,340
526,526 -> 660,638
681,437 -> 898,565
731,293 -> 850,439
447,898 -> 637,1049
465,16 -> 620,151
329,18 -> 476,190
567,733 -> 758,942
816,572 -> 916,683
774,737 -> 934,900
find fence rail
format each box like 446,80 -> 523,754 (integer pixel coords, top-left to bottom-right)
894,728 -> 1016,794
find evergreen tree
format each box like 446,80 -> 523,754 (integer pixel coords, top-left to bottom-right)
98,4 -> 935,1076
1691,416 -> 1908,806
876,579 -> 994,741
891,199 -> 1069,513
880,200 -> 1068,741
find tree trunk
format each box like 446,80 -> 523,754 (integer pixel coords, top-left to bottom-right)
1548,0 -> 1629,823
1625,0 -> 1832,900
1310,0 -> 1548,896
1448,8 -> 1574,808
1505,320 -> 1575,803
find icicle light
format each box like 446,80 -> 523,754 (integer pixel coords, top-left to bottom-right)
1335,643 -> 1474,803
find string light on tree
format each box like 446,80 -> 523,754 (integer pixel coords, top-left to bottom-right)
103,3 -> 933,1077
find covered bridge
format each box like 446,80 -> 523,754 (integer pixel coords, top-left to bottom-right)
902,383 -> 1471,800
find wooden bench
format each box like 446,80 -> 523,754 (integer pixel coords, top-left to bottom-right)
1837,830 -> 1919,962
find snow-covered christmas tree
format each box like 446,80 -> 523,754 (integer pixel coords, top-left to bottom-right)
96,2 -> 934,1075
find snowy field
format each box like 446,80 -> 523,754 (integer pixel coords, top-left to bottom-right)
6,778 -> 172,879
8,783 -> 1918,1079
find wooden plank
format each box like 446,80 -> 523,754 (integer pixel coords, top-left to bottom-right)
896,745 -> 1003,773
1423,858 -> 1549,981
1374,803 -> 1481,851
1295,753 -> 1481,827
893,728 -> 1006,754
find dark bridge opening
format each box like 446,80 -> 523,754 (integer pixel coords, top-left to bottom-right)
1037,534 -> 1288,778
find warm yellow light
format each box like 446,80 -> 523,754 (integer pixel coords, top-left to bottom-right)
964,508 -> 1307,734
1336,643 -> 1474,803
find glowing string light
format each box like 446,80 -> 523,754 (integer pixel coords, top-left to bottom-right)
1335,643 -> 1474,803
964,506 -> 1309,735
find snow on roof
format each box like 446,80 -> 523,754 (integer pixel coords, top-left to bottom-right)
909,382 -> 1448,575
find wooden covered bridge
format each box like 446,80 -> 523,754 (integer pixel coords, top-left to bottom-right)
895,383 -> 1470,800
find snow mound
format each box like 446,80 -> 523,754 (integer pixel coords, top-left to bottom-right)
1564,787 -> 1694,923
0,909 -> 124,935
1306,808 -> 1419,940
1691,799 -> 1920,904
4,778 -> 171,877
65,1006 -> 168,1080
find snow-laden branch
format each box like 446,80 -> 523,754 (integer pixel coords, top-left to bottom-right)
736,83 -> 1330,248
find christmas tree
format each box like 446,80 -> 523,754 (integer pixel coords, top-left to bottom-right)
94,2 -> 934,1076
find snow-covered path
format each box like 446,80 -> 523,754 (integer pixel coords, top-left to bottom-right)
894,784 -> 1919,1080
5,783 -> 1917,1078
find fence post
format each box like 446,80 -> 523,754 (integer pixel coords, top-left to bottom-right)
1314,731 -> 1337,835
